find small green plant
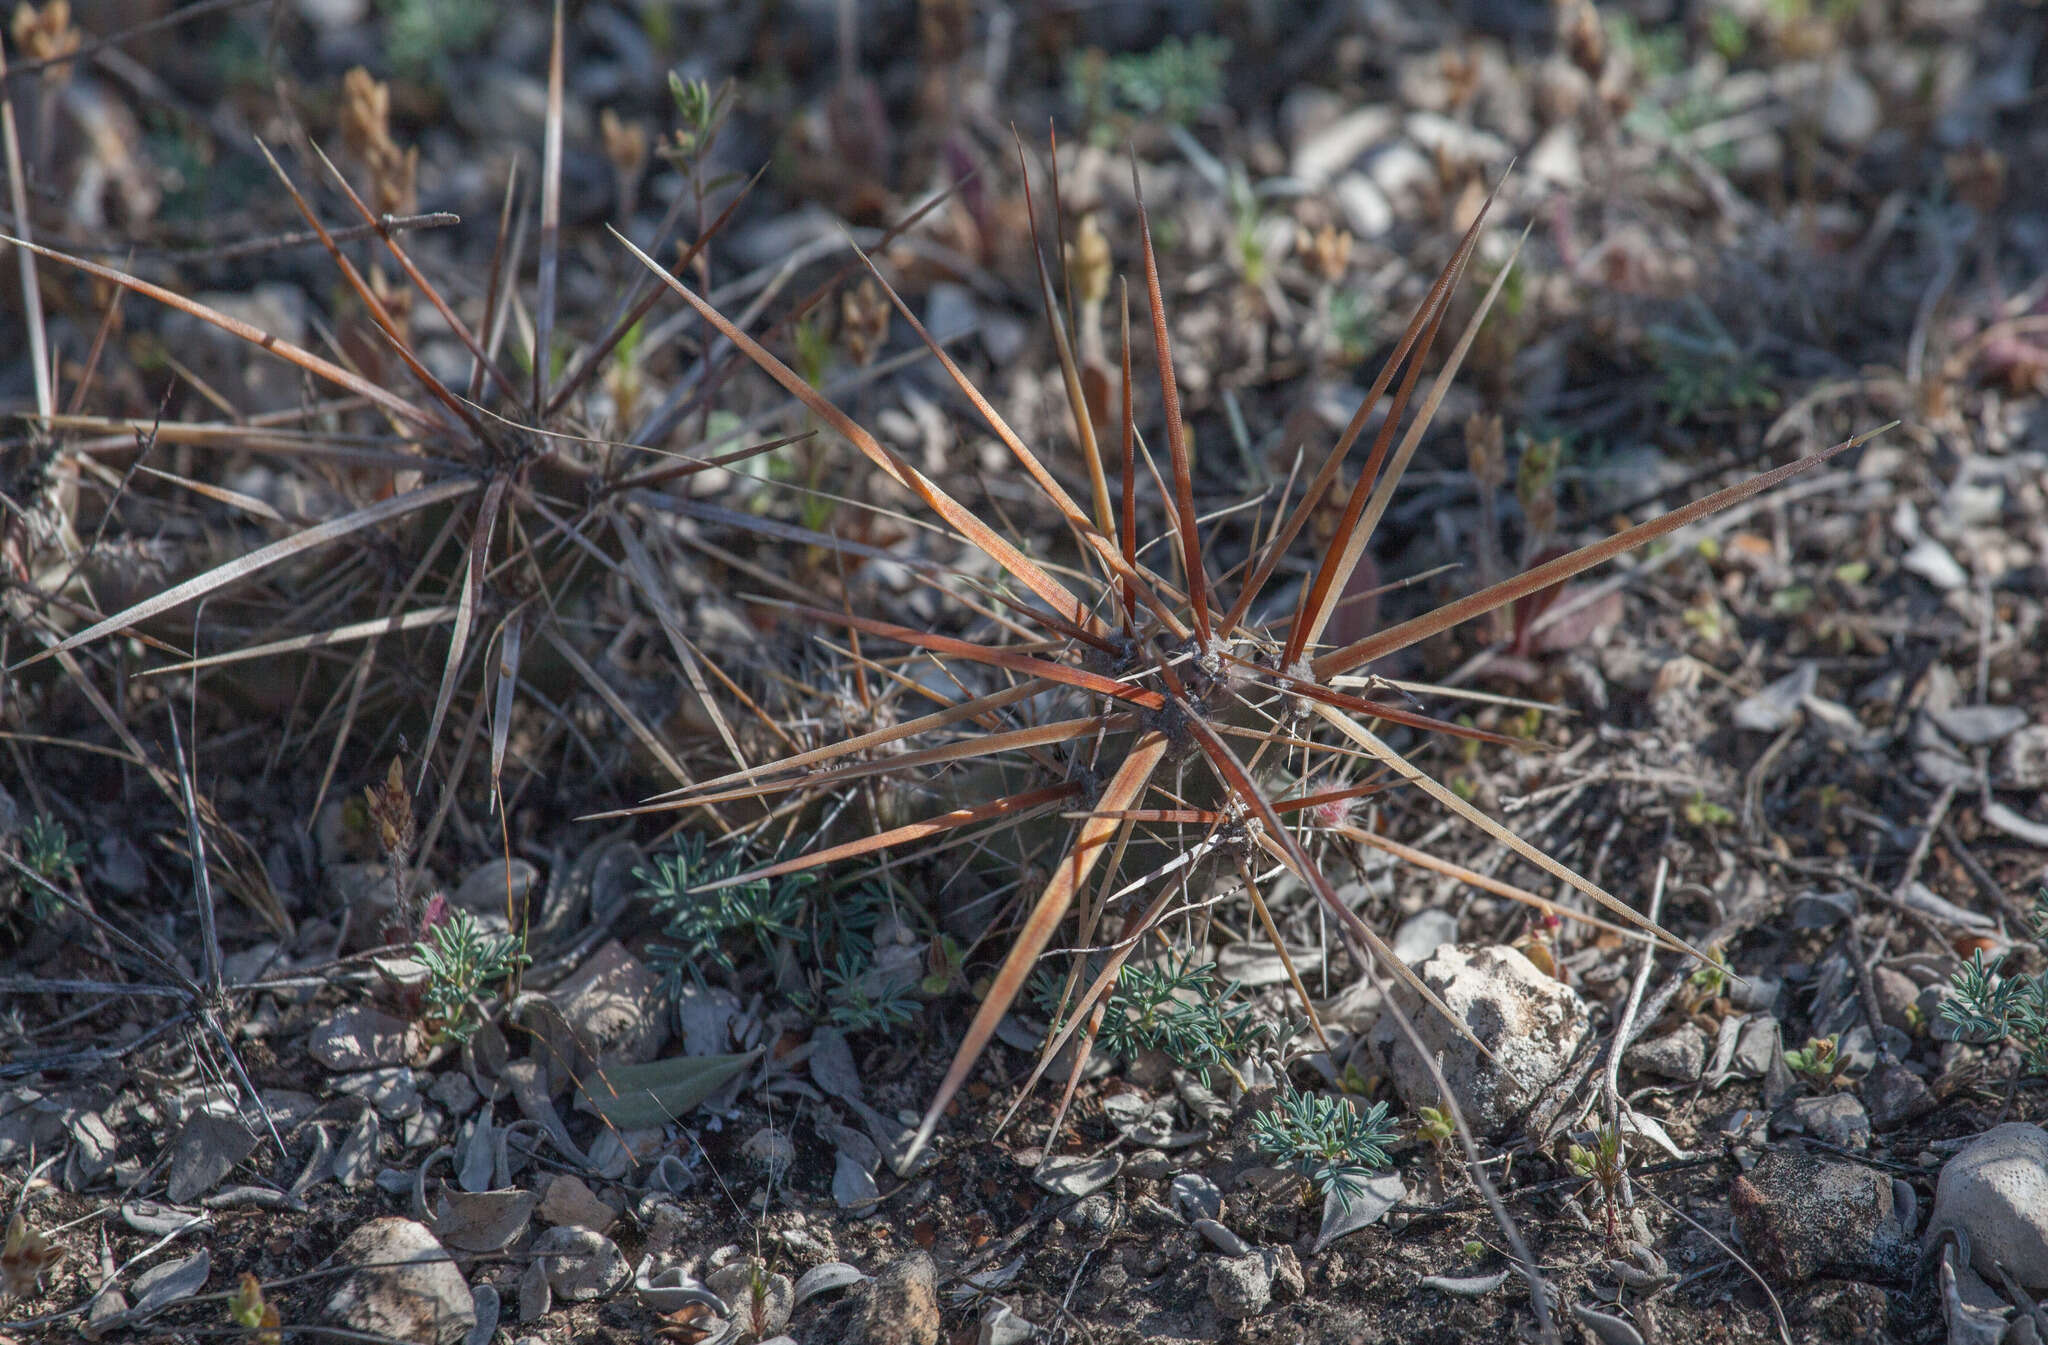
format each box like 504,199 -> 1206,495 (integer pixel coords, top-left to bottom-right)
639,835 -> 808,987
1683,793 -> 1736,831
10,815 -> 84,921
1941,887 -> 2048,1076
377,0 -> 493,80
1033,955 -> 1274,1087
1253,1088 -> 1397,1211
1567,1125 -> 1627,1248
1649,304 -> 1779,424
1066,35 -> 1229,144
413,904 -> 529,1045
1784,1034 -> 1846,1088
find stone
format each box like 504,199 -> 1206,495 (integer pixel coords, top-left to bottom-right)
166,1110 -> 257,1204
535,1175 -> 616,1234
861,1252 -> 940,1345
1290,105 -> 1400,187
1194,1218 -> 1247,1256
1264,1245 -> 1305,1302
1863,1061 -> 1936,1132
1331,173 -> 1394,239
550,941 -> 670,1069
1871,967 -> 1921,1032
1729,1151 -> 1916,1284
531,1224 -> 628,1301
1390,909 -> 1458,965
1781,1093 -> 1872,1149
1997,725 -> 2048,789
325,1218 -> 475,1345
1925,1123 -> 2048,1291
1930,705 -> 2029,746
1820,66 -> 1882,147
1732,1016 -> 1781,1077
1170,1172 -> 1223,1222
1624,1023 -> 1708,1083
451,858 -> 539,915
706,1260 -> 793,1337
309,1007 -> 418,1072
1207,1250 -> 1273,1319
1365,944 -> 1590,1138
1526,123 -> 1582,190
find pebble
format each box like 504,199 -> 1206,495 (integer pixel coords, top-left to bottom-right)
1207,1250 -> 1273,1320
1728,1150 -> 1916,1283
1331,173 -> 1395,240
1624,1023 -> 1708,1083
706,1259 -> 793,1337
1390,909 -> 1458,966
1289,106 -> 1400,187
860,1252 -> 940,1345
1365,944 -> 1590,1137
1780,1093 -> 1872,1149
1997,725 -> 2048,789
165,1111 -> 257,1204
451,858 -> 539,915
325,1218 -> 476,1345
1926,1123 -> 2048,1291
309,1007 -> 418,1072
1930,705 -> 2029,746
333,1067 -> 421,1120
531,1224 -> 628,1300
1821,66 -> 1882,147
535,1174 -> 616,1234
1862,1060 -> 1937,1132
1194,1218 -> 1248,1256
551,940 -> 670,1068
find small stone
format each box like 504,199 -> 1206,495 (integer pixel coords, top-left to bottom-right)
531,1225 -> 628,1301
309,1007 -> 418,1072
706,1260 -> 793,1337
295,0 -> 367,28
325,1218 -> 476,1345
1732,1016 -> 1781,1078
1390,909 -> 1457,965
1035,1154 -> 1120,1197
1526,123 -> 1582,189
1820,66 -> 1881,147
550,940 -> 670,1069
1902,536 -> 1968,591
1290,106 -> 1400,187
1996,725 -> 2048,789
1870,967 -> 1921,1033
1926,1123 -> 2048,1291
1366,944 -> 1590,1138
429,1072 -> 479,1117
166,1111 -> 257,1204
1331,173 -> 1394,239
1623,1024 -> 1708,1083
1863,1061 -> 1937,1132
1126,1149 -> 1172,1180
1208,1251 -> 1273,1320
334,1067 -> 421,1120
861,1252 -> 940,1345
1780,1093 -> 1872,1149
535,1175 -> 615,1234
1792,1279 -> 1891,1342
1062,1194 -> 1116,1236
1728,1151 -> 1916,1284
451,858 -> 539,915
1264,1245 -> 1305,1303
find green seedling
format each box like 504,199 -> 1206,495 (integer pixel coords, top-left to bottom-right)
1783,1034 -> 1846,1088
1253,1088 -> 1397,1212
1941,887 -> 2048,1077
1567,1125 -> 1627,1249
413,904 -> 528,1045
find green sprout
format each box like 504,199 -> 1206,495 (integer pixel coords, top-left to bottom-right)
637,834 -> 807,988
1033,955 -> 1275,1087
1567,1125 -> 1628,1249
414,906 -> 528,1045
1252,1088 -> 1397,1211
1784,1034 -> 1846,1088
13,815 -> 84,921
1940,888 -> 2048,1077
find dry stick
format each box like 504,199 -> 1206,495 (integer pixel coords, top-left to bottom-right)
0,38 -> 51,421
1640,1187 -> 1794,1345
1602,853 -> 1670,1216
533,0 -> 566,415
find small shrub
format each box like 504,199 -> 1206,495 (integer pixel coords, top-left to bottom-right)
413,904 -> 528,1045
1941,887 -> 2048,1076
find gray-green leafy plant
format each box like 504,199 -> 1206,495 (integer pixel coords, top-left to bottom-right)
414,905 -> 529,1045
1032,955 -> 1275,1087
1252,1088 -> 1397,1211
12,815 -> 84,921
1942,886 -> 2048,1076
1066,35 -> 1229,143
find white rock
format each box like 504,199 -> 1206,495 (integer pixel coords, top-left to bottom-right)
1998,725 -> 2048,789
326,1219 -> 476,1345
1404,112 -> 1512,167
1290,106 -> 1401,188
309,1007 -> 418,1072
1926,1123 -> 2048,1290
1207,1250 -> 1273,1320
1331,173 -> 1394,239
532,1224 -> 629,1301
295,0 -> 367,28
1366,944 -> 1590,1138
1391,909 -> 1458,965
551,940 -> 669,1068
1365,141 -> 1437,208
1821,66 -> 1882,147
1526,124 -> 1583,190
451,858 -> 538,915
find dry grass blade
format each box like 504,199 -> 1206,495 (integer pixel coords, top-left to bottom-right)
907,732 -> 1170,1163
607,226 -> 1102,636
534,0 -> 567,413
1131,161 -> 1211,645
1312,424 -> 1894,679
417,476 -> 508,787
11,477 -> 480,671
0,40 -> 51,420
0,234 -> 433,428
693,782 -> 1084,891
139,606 -> 459,676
